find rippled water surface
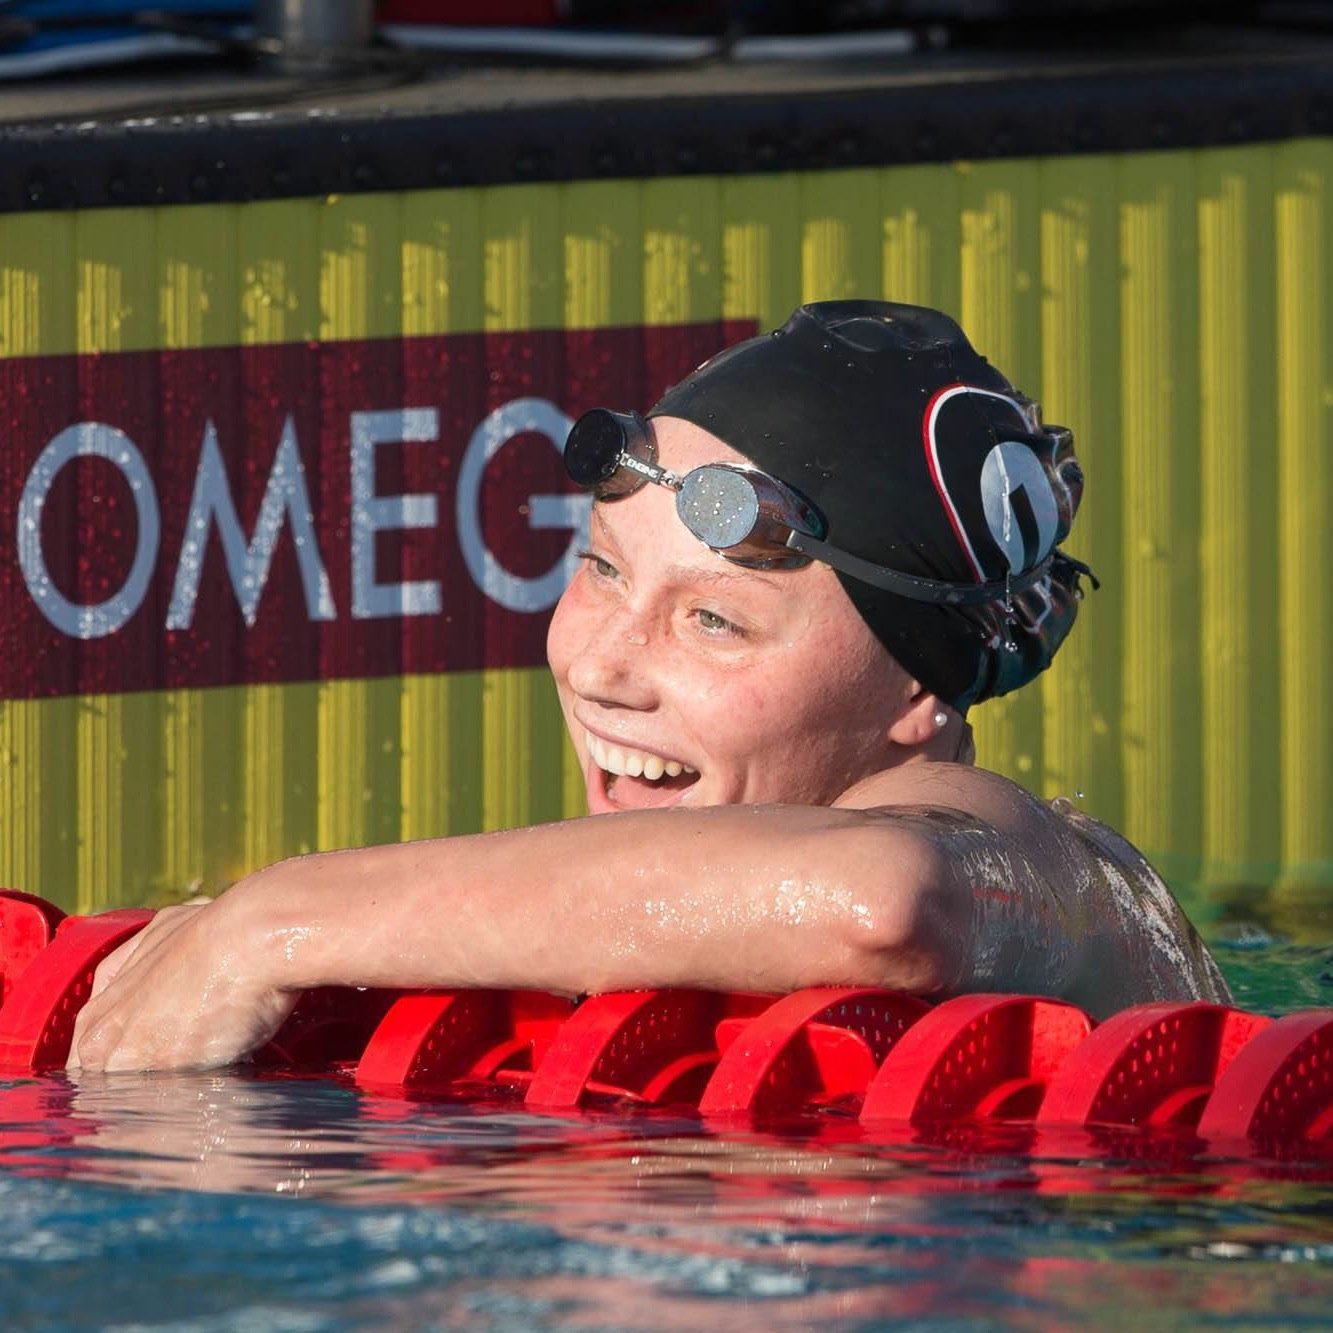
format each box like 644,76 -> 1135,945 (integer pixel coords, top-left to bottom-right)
1,936 -> 1330,1331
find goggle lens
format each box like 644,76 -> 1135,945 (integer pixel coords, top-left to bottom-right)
564,409 -> 661,499
676,465 -> 758,549
676,465 -> 819,568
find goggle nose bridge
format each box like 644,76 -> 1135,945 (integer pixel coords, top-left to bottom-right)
620,448 -> 681,491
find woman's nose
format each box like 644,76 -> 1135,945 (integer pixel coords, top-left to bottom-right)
565,607 -> 655,708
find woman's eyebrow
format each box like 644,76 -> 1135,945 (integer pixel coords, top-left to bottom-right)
660,562 -> 786,592
591,508 -> 786,591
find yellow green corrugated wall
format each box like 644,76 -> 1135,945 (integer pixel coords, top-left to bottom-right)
1,140 -> 1329,925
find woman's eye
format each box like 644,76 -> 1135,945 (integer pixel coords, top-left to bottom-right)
578,550 -> 620,581
695,608 -> 741,636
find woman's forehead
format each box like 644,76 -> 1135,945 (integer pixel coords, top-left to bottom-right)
649,415 -> 750,472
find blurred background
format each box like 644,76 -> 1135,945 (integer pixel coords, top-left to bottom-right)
0,0 -> 1329,942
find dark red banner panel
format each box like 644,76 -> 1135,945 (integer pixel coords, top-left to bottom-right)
0,322 -> 750,701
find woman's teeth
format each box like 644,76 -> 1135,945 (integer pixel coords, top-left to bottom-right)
585,731 -> 696,782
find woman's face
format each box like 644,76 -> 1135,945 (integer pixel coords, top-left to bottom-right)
547,417 -> 916,815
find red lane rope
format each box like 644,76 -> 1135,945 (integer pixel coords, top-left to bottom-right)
0,890 -> 66,1007
356,989 -> 573,1094
525,989 -> 768,1109
0,905 -> 154,1072
1196,1010 -> 1333,1143
699,986 -> 927,1116
1037,1002 -> 1270,1130
2,890 -> 1330,1148
859,994 -> 1092,1125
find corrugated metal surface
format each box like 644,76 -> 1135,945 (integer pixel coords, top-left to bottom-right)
1275,141 -> 1333,923
1,145 -> 1329,914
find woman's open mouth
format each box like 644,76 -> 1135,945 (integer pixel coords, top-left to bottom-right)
584,730 -> 701,811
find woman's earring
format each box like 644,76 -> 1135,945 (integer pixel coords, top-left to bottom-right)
933,711 -> 949,729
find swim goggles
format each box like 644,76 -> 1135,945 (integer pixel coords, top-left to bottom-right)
563,408 -> 1056,607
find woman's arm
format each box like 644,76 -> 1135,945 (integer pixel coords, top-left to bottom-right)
65,768 -> 1226,1073
67,803 -> 964,1072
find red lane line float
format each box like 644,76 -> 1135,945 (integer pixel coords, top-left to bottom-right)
1197,1010 -> 1333,1144
0,889 -> 67,1006
1037,1001 -> 1271,1130
357,990 -> 574,1095
859,994 -> 1093,1125
1,891 -> 1330,1151
526,989 -> 768,1108
0,909 -> 154,1072
698,986 -> 928,1116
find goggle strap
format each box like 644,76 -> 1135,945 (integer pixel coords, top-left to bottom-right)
785,531 -> 1056,607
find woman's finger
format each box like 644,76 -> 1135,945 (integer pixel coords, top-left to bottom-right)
70,904 -> 215,1069
86,903 -> 205,1001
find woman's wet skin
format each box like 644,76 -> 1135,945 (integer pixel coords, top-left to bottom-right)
547,416 -> 921,816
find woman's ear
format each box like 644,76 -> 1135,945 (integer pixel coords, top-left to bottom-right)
887,680 -> 950,749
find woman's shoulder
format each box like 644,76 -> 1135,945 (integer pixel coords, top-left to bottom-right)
835,759 -> 1060,842
837,761 -> 1231,1011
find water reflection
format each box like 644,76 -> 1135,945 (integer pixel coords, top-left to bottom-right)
2,1070 -> 1332,1328
4,1070 -> 1332,1203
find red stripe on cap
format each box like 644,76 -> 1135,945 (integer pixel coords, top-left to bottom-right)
922,382 -> 1036,584
922,383 -> 986,582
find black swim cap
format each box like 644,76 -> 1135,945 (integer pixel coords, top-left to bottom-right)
648,300 -> 1091,711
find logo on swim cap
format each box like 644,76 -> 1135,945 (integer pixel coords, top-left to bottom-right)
980,441 -> 1061,575
922,384 -> 1061,582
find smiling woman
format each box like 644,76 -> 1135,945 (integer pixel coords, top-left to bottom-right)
550,419 -> 916,815
66,300 -> 1228,1074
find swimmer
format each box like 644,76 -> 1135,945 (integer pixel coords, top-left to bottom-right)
67,300 -> 1229,1073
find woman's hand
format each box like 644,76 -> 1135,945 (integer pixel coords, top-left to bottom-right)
66,884 -> 298,1073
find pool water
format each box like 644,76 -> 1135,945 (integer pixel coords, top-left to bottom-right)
2,936 -> 1330,1331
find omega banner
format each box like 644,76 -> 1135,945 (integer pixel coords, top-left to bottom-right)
1,323 -> 738,700
4,142 -> 1328,913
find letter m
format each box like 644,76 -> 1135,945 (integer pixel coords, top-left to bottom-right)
167,416 -> 336,630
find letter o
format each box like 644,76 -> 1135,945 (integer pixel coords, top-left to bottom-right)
16,423 -> 161,639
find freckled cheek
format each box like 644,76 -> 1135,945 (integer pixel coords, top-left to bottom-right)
691,680 -> 773,764
546,580 -> 594,682
745,674 -> 853,767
